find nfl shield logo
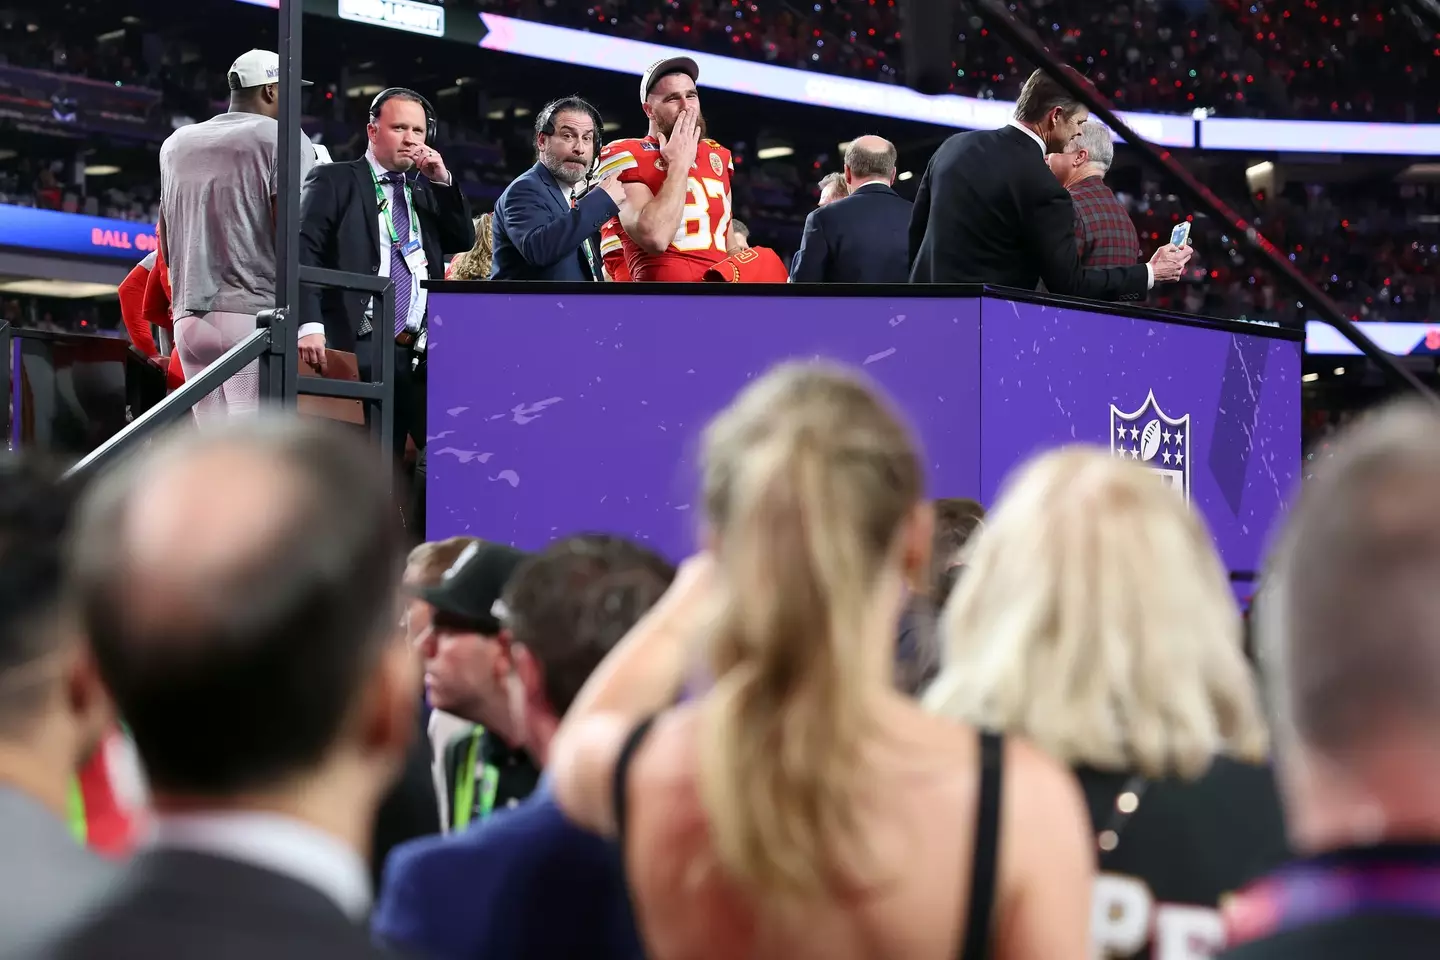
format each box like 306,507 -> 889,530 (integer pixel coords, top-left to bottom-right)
1110,390 -> 1190,502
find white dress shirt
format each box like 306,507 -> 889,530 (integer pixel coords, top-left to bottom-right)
297,149 -> 438,341
152,811 -> 371,920
1007,119 -> 1154,289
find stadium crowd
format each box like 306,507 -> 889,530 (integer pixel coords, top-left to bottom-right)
475,0 -> 1440,120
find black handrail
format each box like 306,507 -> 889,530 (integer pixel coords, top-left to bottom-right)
0,320 -> 11,450
971,0 -> 1438,404
64,324 -> 279,481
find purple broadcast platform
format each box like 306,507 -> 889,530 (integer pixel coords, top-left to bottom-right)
421,283 -> 1302,587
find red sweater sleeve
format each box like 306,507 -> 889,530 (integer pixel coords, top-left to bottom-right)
118,264 -> 158,357
142,249 -> 173,331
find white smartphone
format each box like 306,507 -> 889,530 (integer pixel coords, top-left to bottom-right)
1170,221 -> 1192,248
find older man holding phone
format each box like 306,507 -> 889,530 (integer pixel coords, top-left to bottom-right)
1045,121 -> 1145,270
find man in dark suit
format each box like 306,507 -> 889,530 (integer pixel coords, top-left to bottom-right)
0,459 -> 118,953
1045,121 -> 1142,269
1220,403 -> 1440,960
792,136 -> 911,283
31,418 -> 414,959
908,68 -> 1191,299
491,96 -> 624,281
297,88 -> 474,467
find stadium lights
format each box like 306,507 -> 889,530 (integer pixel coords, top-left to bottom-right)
0,280 -> 119,298
897,170 -> 914,181
83,164 -> 121,176
1302,373 -> 1319,382
838,140 -> 853,153
1333,367 -> 1345,376
756,146 -> 794,160
1246,161 -> 1275,179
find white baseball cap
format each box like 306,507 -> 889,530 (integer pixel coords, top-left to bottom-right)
640,56 -> 699,103
227,49 -> 313,90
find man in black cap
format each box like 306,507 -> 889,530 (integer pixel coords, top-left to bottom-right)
415,541 -> 540,831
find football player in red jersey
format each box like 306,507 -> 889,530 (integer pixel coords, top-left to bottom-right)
594,56 -> 734,282
599,219 -> 632,281
703,219 -> 791,283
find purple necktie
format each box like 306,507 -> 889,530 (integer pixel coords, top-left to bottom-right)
384,171 -> 413,336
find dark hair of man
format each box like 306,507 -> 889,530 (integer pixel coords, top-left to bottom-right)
69,418 -> 406,795
930,497 -> 986,606
502,534 -> 674,717
0,456 -> 81,734
844,139 -> 896,181
729,219 -> 751,241
1013,66 -> 1088,124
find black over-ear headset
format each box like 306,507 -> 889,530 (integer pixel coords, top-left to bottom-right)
534,95 -> 606,178
369,87 -> 438,143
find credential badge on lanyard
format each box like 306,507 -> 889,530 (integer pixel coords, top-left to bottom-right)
374,171 -> 427,278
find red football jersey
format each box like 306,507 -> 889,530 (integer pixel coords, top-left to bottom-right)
703,246 -> 791,283
595,135 -> 734,282
599,218 -> 632,282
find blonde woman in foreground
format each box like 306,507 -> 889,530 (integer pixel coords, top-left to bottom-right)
926,448 -> 1287,960
549,362 -> 1095,960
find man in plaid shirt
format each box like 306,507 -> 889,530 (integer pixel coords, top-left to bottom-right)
1047,122 -> 1141,269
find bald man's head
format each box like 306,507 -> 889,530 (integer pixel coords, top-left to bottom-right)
1264,401 -> 1440,759
71,417 -> 406,795
844,135 -> 897,187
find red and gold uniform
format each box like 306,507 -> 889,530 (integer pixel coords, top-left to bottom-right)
595,135 -> 733,282
599,219 -> 632,282
703,246 -> 791,283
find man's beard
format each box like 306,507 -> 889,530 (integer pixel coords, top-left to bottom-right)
656,109 -> 707,140
542,147 -> 588,185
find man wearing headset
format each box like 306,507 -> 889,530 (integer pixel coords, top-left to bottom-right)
297,87 -> 474,523
491,96 -> 624,281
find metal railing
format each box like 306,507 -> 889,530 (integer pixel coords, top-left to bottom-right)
57,0 -> 398,486
0,321 -> 10,445
969,0 -> 1439,404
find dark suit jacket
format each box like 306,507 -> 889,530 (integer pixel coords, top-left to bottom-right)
908,125 -> 1149,300
373,783 -> 641,960
0,788 -> 118,953
25,849 -> 386,960
298,158 -> 474,353
792,182 -> 912,283
1221,916 -> 1440,960
491,163 -> 618,281
369,700 -> 441,893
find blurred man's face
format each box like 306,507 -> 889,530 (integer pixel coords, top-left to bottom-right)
819,182 -> 845,207
646,73 -> 701,139
1042,105 -> 1088,154
368,98 -> 428,172
538,109 -> 596,187
417,621 -> 509,725
1046,142 -> 1087,187
726,230 -> 750,256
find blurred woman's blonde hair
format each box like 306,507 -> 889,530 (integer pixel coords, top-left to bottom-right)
697,360 -> 924,899
924,446 -> 1268,780
447,213 -> 493,280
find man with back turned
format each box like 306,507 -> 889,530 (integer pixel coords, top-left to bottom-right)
29,418 -> 412,959
908,67 -> 1191,299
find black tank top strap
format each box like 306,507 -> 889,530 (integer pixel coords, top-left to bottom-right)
612,713 -> 658,851
959,729 -> 1005,960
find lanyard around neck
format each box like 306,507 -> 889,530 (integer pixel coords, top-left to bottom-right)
371,166 -> 418,246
